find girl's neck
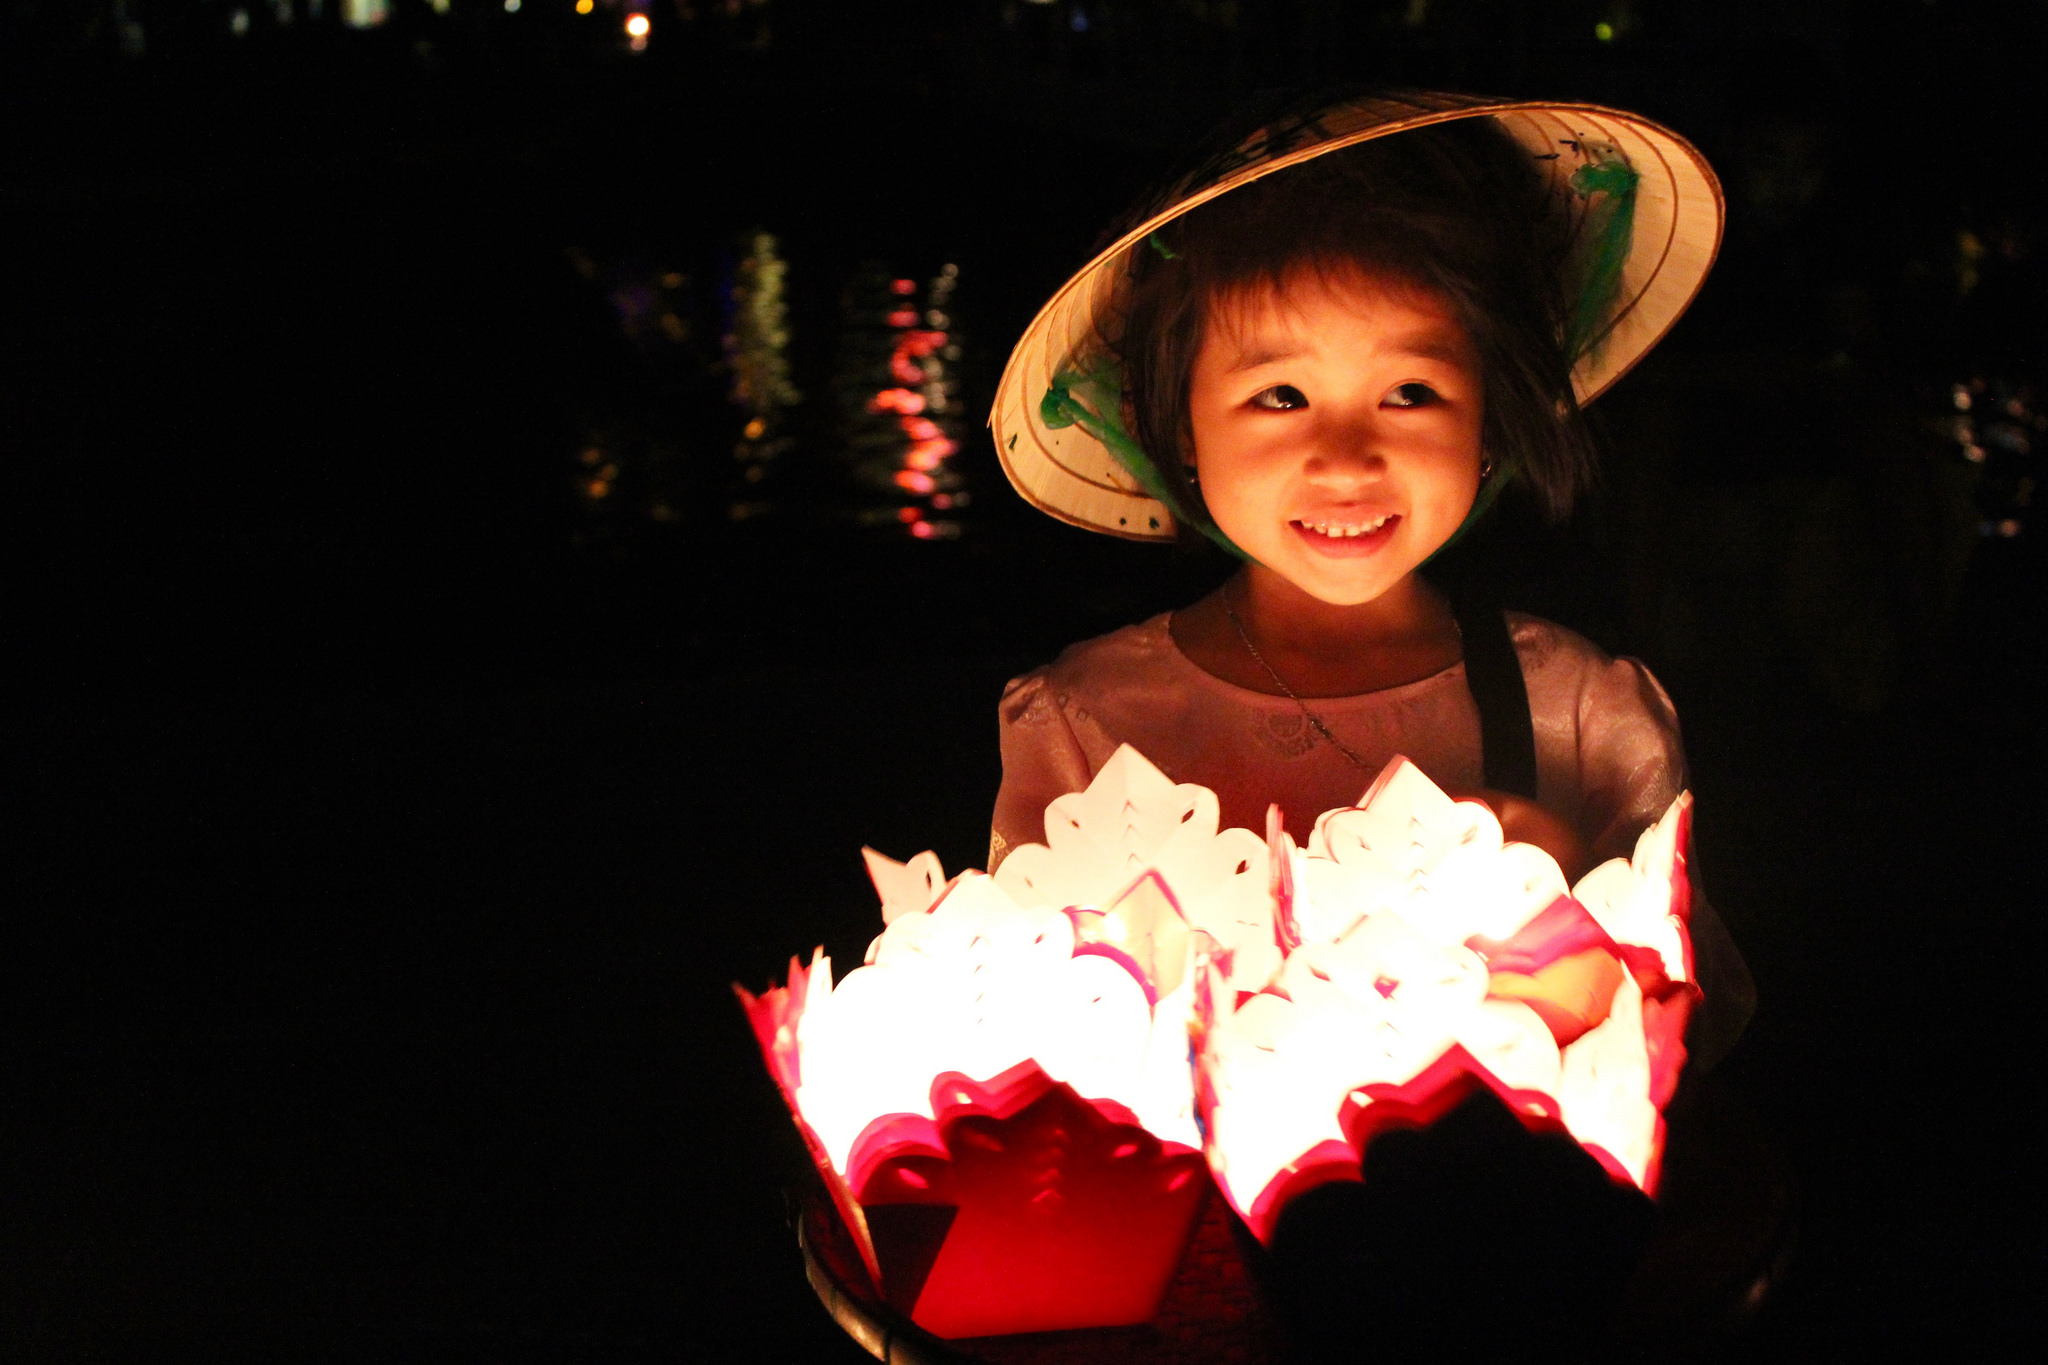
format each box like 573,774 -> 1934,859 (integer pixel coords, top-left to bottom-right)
1171,565 -> 1464,699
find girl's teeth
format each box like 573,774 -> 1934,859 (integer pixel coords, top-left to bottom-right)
1304,516 -> 1390,537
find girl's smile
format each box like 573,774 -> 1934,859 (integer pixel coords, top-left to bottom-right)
1187,268 -> 1486,612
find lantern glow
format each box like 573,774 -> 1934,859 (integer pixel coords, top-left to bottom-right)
739,746 -> 1698,1336
1200,758 -> 1696,1238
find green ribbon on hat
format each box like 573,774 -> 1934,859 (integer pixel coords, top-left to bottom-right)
1039,360 -> 1248,557
1563,149 -> 1640,366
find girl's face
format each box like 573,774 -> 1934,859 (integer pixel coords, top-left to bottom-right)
1187,268 -> 1485,609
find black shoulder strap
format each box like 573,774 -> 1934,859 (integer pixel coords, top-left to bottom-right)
1448,586 -> 1538,799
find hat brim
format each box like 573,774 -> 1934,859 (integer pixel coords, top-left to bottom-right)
989,93 -> 1724,542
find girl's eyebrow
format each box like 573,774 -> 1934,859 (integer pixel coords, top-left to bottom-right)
1222,345 -> 1303,374
1221,333 -> 1472,375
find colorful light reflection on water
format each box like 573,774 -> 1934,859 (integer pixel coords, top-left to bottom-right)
834,259 -> 972,539
861,266 -> 966,540
565,239 -> 975,542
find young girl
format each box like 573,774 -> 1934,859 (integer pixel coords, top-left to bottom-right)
988,92 -> 1752,1067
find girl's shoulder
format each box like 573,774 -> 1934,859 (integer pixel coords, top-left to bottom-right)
1000,613 -> 1180,722
1505,610 -> 1602,673
999,610 -> 1678,731
1507,611 -> 1681,730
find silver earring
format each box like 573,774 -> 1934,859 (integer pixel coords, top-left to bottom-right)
1479,457 -> 1495,481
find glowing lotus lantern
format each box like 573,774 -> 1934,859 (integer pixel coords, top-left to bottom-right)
736,746 -> 1278,1339
741,745 -> 1698,1338
1198,758 -> 1696,1242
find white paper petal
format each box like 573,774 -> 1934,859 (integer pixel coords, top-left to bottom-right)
862,846 -> 949,924
1558,976 -> 1657,1186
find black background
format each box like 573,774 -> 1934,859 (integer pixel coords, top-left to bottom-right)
6,2 -> 2043,1358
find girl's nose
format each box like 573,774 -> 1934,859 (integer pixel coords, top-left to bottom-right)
1302,414 -> 1389,484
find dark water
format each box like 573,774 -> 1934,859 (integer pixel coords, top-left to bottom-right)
7,7 -> 2043,1359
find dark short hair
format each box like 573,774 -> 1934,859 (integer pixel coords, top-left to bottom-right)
1113,117 -> 1597,536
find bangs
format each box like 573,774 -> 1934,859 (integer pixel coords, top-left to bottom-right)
1111,117 -> 1597,533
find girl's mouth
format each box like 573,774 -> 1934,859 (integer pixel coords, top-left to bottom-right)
1289,514 -> 1399,556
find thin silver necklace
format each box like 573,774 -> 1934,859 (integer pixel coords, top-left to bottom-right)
1221,581 -> 1463,773
1222,583 -> 1375,771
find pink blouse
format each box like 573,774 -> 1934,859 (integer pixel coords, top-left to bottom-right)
993,611 -> 1754,1063
995,612 -> 1684,865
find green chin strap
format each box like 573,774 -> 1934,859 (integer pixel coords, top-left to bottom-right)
1419,452 -> 1514,568
1040,144 -> 1636,569
1039,356 -> 1504,570
1039,360 -> 1249,559
1037,354 -> 1506,571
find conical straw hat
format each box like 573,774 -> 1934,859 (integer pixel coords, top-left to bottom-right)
989,91 -> 1723,541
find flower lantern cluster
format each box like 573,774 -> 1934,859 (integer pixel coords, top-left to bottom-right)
738,746 -> 1697,1340
1198,757 -> 1695,1242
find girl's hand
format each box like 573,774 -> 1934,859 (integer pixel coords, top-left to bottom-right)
1485,948 -> 1625,1047
1445,788 -> 1617,1045
1448,787 -> 1592,884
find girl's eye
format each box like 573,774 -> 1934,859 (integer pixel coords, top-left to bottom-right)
1384,383 -> 1440,408
1249,385 -> 1308,411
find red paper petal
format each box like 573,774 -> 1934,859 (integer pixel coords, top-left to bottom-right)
853,1066 -> 1209,1339
733,961 -> 886,1296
